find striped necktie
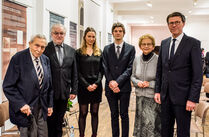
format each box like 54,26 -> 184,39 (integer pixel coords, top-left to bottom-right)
35,58 -> 43,89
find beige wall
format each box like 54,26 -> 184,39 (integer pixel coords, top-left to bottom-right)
131,26 -> 170,54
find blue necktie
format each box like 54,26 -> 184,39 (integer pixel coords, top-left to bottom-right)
170,39 -> 176,61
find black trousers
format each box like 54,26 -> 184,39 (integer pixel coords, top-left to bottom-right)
105,91 -> 131,137
161,95 -> 191,137
47,99 -> 68,137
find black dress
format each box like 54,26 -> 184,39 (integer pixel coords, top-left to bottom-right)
76,49 -> 103,104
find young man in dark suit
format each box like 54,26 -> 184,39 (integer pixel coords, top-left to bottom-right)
103,22 -> 135,137
3,34 -> 53,137
44,24 -> 78,137
154,12 -> 203,137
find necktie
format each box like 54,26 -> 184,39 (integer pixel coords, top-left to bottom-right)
57,46 -> 63,65
35,58 -> 43,89
170,39 -> 176,61
116,46 -> 120,59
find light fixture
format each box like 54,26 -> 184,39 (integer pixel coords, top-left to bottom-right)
193,0 -> 197,6
146,1 -> 152,7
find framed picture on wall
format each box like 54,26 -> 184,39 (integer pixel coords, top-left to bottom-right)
108,33 -> 112,44
49,12 -> 64,41
69,21 -> 77,49
2,0 -> 27,100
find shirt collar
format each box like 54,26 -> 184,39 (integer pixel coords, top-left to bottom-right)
114,41 -> 124,48
53,42 -> 63,47
171,33 -> 184,42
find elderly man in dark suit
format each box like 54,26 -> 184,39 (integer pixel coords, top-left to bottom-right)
103,22 -> 135,137
3,34 -> 53,137
154,12 -> 203,137
44,23 -> 78,137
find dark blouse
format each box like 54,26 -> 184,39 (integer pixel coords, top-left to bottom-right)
142,52 -> 154,61
76,49 -> 103,88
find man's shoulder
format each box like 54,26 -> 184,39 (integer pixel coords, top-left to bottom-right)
184,34 -> 200,43
12,48 -> 28,59
123,42 -> 135,50
162,37 -> 171,42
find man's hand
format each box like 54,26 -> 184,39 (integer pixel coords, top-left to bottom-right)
109,80 -> 118,90
48,107 -> 53,116
154,93 -> 161,104
69,94 -> 76,100
112,87 -> 120,93
186,100 -> 196,111
20,104 -> 31,116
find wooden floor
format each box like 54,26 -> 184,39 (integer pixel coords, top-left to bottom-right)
63,90 -> 209,137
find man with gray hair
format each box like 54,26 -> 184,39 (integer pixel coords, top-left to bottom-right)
3,34 -> 53,137
44,24 -> 78,137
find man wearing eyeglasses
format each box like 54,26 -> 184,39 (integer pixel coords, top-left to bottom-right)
44,24 -> 78,137
154,12 -> 203,137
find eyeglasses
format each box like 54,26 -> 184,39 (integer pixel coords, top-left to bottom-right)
53,32 -> 65,36
168,21 -> 181,26
141,43 -> 153,47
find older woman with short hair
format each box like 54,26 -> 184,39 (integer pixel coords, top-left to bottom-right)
131,34 -> 161,137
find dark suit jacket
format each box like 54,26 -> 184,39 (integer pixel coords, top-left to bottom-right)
103,42 -> 135,93
3,48 -> 53,127
155,34 -> 203,105
44,41 -> 78,100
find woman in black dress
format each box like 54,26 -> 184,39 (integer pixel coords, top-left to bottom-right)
76,27 -> 103,137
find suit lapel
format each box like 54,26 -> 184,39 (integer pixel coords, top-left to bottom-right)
62,44 -> 67,66
173,34 -> 187,61
110,43 -> 118,59
40,56 -> 47,89
118,42 -> 126,60
25,49 -> 40,89
165,38 -> 171,61
49,42 -> 60,66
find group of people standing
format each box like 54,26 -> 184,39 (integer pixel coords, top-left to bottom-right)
2,11 -> 203,137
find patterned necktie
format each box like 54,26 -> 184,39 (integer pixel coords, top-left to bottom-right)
116,46 -> 120,59
57,46 -> 63,65
170,39 -> 176,61
35,58 -> 43,89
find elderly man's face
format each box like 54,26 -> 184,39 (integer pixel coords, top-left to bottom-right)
51,26 -> 66,45
29,38 -> 47,58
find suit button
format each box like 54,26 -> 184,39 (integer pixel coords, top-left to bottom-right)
116,66 -> 118,69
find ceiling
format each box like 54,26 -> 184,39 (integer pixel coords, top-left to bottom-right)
107,0 -> 209,26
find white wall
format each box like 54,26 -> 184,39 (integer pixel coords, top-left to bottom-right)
103,1 -> 114,48
43,0 -> 79,45
184,21 -> 209,53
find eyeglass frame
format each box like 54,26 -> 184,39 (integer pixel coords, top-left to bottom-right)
141,43 -> 153,47
52,31 -> 65,36
168,21 -> 181,26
